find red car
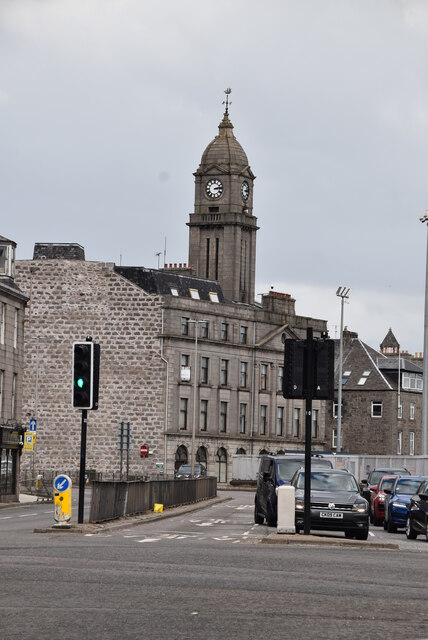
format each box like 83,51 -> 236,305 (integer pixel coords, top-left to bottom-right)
370,475 -> 397,526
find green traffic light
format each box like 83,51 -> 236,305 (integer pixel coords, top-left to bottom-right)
76,378 -> 85,389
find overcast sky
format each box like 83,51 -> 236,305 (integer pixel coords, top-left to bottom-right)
1,0 -> 428,354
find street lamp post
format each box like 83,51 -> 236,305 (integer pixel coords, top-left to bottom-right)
188,320 -> 206,476
336,287 -> 350,453
420,212 -> 428,455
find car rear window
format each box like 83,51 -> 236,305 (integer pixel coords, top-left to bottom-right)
296,471 -> 359,492
276,458 -> 332,482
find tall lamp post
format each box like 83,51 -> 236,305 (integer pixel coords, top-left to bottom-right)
188,320 -> 207,476
420,212 -> 428,455
336,287 -> 350,453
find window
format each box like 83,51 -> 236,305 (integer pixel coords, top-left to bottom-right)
410,431 -> 415,456
180,354 -> 191,381
0,303 -> 5,344
200,321 -> 209,338
276,407 -> 284,436
179,398 -> 188,430
170,287 -> 179,296
402,372 -> 423,391
239,404 -> 247,433
332,401 -> 342,418
200,399 -> 208,431
240,325 -> 247,344
260,405 -> 267,435
189,288 -> 200,300
181,317 -> 189,336
371,401 -> 382,418
13,309 -> 18,349
220,401 -> 227,433
240,361 -> 248,388
0,245 -> 7,274
209,292 -> 219,303
220,359 -> 228,386
410,403 -> 415,421
277,366 -> 284,392
201,357 -> 209,384
220,322 -> 228,341
293,407 -> 300,437
311,409 -> 318,439
332,428 -> 337,449
260,364 -> 268,391
398,403 -> 402,419
397,430 -> 403,455
0,370 -> 3,417
11,373 -> 17,420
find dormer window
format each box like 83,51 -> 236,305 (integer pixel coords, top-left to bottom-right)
0,243 -> 15,277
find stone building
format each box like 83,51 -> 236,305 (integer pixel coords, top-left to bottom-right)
16,104 -> 330,482
326,328 -> 423,455
0,235 -> 28,502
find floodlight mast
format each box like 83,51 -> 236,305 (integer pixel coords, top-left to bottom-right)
336,287 -> 350,453
420,212 -> 428,454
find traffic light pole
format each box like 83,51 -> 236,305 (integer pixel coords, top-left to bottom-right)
78,409 -> 88,524
304,327 -> 314,536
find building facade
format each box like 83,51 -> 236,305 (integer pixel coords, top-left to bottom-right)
326,329 -> 423,456
16,106 -> 330,482
0,235 -> 28,502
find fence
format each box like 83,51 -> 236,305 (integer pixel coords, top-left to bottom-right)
232,454 -> 428,484
89,476 -> 217,523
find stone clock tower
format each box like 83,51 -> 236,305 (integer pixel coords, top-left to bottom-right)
188,93 -> 258,304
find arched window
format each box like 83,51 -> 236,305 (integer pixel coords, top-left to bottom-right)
215,447 -> 227,483
196,446 -> 208,472
259,449 -> 269,455
277,449 -> 285,455
175,445 -> 188,472
236,447 -> 246,455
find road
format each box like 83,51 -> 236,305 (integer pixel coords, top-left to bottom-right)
2,490 -> 428,639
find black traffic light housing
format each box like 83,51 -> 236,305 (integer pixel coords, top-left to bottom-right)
283,336 -> 334,400
72,340 -> 100,410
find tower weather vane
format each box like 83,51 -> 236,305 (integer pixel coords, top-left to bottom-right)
223,88 -> 232,115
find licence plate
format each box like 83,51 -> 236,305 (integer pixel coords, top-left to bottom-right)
320,511 -> 343,519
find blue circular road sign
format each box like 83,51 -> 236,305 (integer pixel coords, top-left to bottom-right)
54,475 -> 71,492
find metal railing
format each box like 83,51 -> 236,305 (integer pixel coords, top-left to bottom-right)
89,476 -> 217,523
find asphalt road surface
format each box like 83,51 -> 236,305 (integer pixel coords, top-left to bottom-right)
2,490 -> 428,640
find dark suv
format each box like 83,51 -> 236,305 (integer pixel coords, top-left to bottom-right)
254,454 -> 333,527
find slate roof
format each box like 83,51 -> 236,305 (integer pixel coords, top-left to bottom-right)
114,266 -> 225,302
335,338 -> 394,391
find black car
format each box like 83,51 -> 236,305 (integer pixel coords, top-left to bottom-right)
175,463 -> 206,479
254,454 -> 333,527
360,467 -> 410,505
406,479 -> 428,540
291,468 -> 369,540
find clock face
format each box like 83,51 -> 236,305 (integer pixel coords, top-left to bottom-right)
205,179 -> 223,199
241,181 -> 250,201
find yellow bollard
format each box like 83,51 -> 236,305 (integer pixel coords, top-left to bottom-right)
153,503 -> 163,513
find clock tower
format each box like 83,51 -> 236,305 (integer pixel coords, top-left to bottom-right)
188,91 -> 258,304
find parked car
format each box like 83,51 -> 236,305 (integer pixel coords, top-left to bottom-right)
254,454 -> 333,527
384,476 -> 428,533
370,475 -> 397,526
291,468 -> 369,540
360,467 -> 410,506
175,463 -> 206,479
406,479 -> 428,540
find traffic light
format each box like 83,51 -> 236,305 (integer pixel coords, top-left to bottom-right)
313,339 -> 335,399
283,339 -> 306,398
72,341 -> 100,410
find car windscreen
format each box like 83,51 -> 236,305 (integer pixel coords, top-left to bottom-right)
379,477 -> 395,492
370,470 -> 407,486
395,478 -> 424,495
177,466 -> 192,473
277,459 -> 305,481
296,472 -> 359,492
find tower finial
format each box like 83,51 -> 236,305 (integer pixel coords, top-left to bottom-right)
223,88 -> 232,115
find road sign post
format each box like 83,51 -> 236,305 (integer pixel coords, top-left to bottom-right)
53,474 -> 72,528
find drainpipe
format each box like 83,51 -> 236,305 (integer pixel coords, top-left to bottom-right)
159,309 -> 169,474
250,321 -> 256,454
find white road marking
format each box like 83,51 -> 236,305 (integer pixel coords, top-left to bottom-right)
18,512 -> 38,518
138,538 -> 161,543
369,531 -> 375,537
0,516 -> 12,520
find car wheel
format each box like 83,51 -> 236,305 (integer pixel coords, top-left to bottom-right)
355,529 -> 369,541
387,518 -> 397,534
254,502 -> 264,525
406,517 -> 417,540
372,510 -> 380,527
383,517 -> 388,531
369,510 -> 374,524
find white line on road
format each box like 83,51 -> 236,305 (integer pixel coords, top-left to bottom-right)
138,538 -> 161,543
18,513 -> 38,518
369,531 -> 375,537
0,516 -> 12,520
